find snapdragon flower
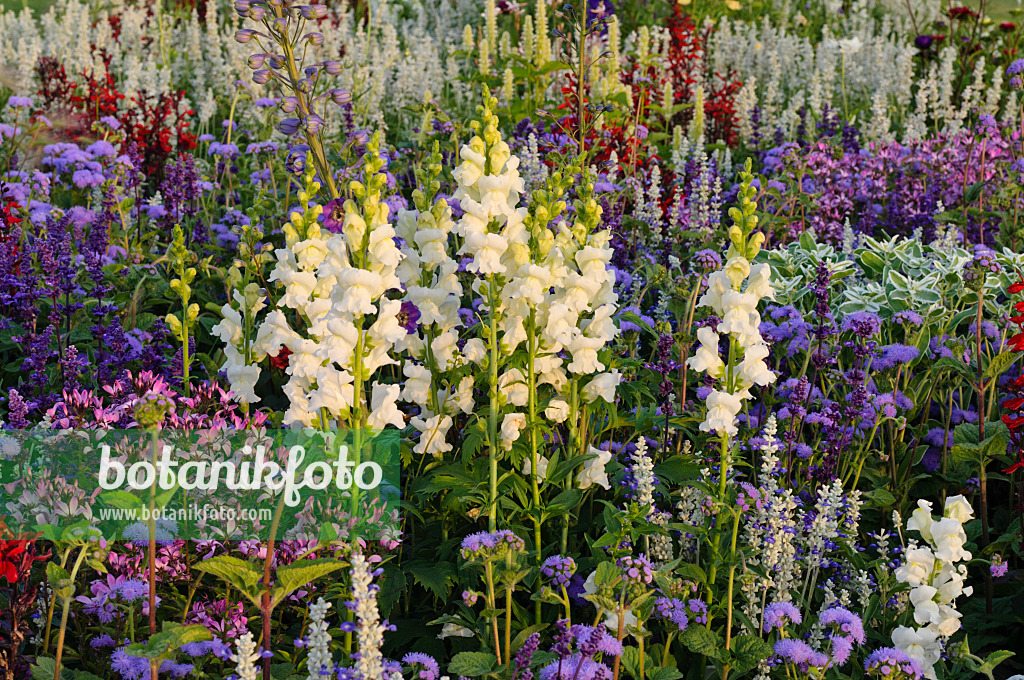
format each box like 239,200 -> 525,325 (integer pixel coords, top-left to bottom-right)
892,495 -> 976,678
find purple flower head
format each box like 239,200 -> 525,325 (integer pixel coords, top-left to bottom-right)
991,554 -> 1008,578
914,34 -> 934,49
829,634 -> 854,665
864,647 -> 924,679
462,590 -> 479,606
774,639 -> 828,669
617,555 -> 654,585
693,249 -> 722,272
541,555 -> 577,587
686,599 -> 708,625
842,312 -> 881,338
1008,58 -> 1024,75
818,606 -> 865,644
569,624 -> 621,657
460,530 -> 524,561
893,311 -> 923,327
539,656 -> 612,680
653,597 -> 688,631
7,96 -> 32,109
402,653 -> 440,680
513,633 -> 541,680
762,601 -> 802,632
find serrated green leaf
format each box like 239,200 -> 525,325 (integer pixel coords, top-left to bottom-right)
447,652 -> 497,677
730,634 -> 773,674
679,625 -> 722,659
272,558 -> 347,607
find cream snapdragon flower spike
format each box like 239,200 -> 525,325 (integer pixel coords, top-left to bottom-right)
685,158 -> 775,439
395,142 -> 465,457
218,141 -> 405,431
893,495 -> 976,679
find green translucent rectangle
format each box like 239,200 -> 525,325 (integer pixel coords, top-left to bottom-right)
0,429 -> 400,542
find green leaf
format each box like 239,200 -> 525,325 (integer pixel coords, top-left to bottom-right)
272,559 -> 347,607
646,667 -> 684,680
730,635 -> 773,674
679,625 -> 723,659
619,647 -> 654,680
405,560 -> 456,600
101,490 -> 145,510
984,352 -> 1019,381
47,562 -> 73,601
447,652 -> 498,677
864,488 -> 897,508
125,623 -> 212,661
859,250 -> 886,274
193,555 -> 263,605
965,650 -> 1014,680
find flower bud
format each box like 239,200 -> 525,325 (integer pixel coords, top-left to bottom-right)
279,96 -> 299,113
300,4 -> 327,18
247,53 -> 268,69
286,151 -> 307,174
235,0 -> 252,16
252,69 -> 272,84
304,31 -> 324,45
272,17 -> 289,33
329,88 -> 352,105
302,114 -> 325,134
236,29 -> 258,43
297,78 -> 315,94
248,4 -> 266,19
278,117 -> 301,135
322,60 -> 342,75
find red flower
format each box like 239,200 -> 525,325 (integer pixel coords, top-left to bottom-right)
949,6 -> 978,18
269,346 -> 292,371
1001,22 -> 1017,31
0,539 -> 28,583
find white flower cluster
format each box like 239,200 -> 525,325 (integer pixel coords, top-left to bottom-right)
230,631 -> 262,680
739,416 -> 801,630
217,137 -> 407,431
395,93 -> 621,487
305,597 -> 333,680
708,5 -> 1005,142
686,163 -> 775,438
351,551 -> 386,680
892,496 -> 975,679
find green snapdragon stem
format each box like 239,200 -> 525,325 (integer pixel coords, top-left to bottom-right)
488,279 -> 500,532
527,312 -> 543,625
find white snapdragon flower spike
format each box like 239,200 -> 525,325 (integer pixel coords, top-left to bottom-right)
686,163 -> 774,439
893,495 -> 976,679
218,139 -> 405,433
